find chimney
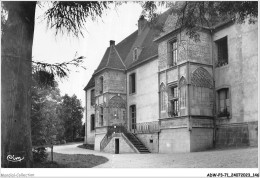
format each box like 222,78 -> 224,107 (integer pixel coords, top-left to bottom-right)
110,40 -> 115,46
138,15 -> 147,35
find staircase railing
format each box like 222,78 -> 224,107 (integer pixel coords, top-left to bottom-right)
132,121 -> 159,133
100,124 -> 127,151
100,126 -> 113,151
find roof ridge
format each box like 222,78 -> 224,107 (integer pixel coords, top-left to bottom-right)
114,45 -> 126,68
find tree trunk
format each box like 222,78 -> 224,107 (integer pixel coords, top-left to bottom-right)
1,1 -> 36,168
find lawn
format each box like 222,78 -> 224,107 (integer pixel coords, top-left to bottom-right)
34,152 -> 108,168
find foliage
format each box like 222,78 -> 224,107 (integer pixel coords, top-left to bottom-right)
142,1 -> 258,41
32,147 -> 48,163
31,73 -> 64,146
81,123 -> 86,137
32,53 -> 86,87
60,94 -> 84,142
44,1 -> 112,37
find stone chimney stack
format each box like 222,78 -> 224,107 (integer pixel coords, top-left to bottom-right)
138,15 -> 147,35
110,40 -> 115,46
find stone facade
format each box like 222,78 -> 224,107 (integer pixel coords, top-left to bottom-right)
84,10 -> 258,153
103,133 -> 136,153
84,86 -> 95,144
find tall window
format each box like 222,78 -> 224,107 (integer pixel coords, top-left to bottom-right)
160,83 -> 166,111
90,114 -> 95,131
90,89 -> 95,106
100,107 -> 103,126
130,105 -> 136,129
169,85 -> 179,116
99,76 -> 103,94
217,88 -> 230,117
216,36 -> 228,67
169,39 -> 178,67
129,73 -> 136,94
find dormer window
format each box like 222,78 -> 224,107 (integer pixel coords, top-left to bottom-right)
133,48 -> 138,61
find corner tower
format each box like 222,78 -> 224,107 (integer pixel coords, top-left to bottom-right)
93,40 -> 127,150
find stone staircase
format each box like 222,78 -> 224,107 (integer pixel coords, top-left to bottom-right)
123,132 -> 150,153
100,125 -> 150,153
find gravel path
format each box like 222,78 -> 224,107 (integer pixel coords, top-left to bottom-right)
51,143 -> 258,168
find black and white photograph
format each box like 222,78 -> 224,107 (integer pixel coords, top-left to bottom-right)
1,1 -> 258,177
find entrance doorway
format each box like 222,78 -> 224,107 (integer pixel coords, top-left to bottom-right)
115,138 -> 119,154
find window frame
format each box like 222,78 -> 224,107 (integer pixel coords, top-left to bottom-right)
129,73 -> 136,94
168,84 -> 179,117
168,38 -> 178,67
215,36 -> 228,67
216,87 -> 231,118
100,106 -> 104,126
130,105 -> 136,130
160,83 -> 166,111
99,76 -> 104,94
90,114 -> 95,131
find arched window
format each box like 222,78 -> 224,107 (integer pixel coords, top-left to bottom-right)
99,76 -> 104,94
160,83 -> 166,111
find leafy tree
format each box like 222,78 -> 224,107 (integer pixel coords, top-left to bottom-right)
31,73 -> 64,146
60,94 -> 84,142
142,1 -> 258,41
81,123 -> 86,138
1,1 -> 110,167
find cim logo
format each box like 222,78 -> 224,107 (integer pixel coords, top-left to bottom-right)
7,155 -> 25,162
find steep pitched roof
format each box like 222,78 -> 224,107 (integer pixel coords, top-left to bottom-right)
116,30 -> 139,63
95,45 -> 126,73
84,76 -> 95,91
84,8 -> 171,90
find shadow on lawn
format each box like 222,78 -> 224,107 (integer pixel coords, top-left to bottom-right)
77,144 -> 94,150
34,152 -> 108,168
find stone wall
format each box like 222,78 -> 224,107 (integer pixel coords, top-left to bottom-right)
248,121 -> 258,147
213,22 -> 258,124
215,121 -> 258,148
135,133 -> 159,153
187,31 -> 212,65
85,88 -> 95,144
215,123 -> 249,148
94,133 -> 106,151
127,59 -> 159,124
107,70 -> 126,94
190,128 -> 213,152
103,133 -> 136,153
159,128 -> 190,153
94,127 -> 108,151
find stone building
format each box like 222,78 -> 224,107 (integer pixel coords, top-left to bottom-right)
83,8 -> 258,153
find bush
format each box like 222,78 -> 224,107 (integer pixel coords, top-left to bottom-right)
55,141 -> 60,145
32,147 -> 48,163
74,137 -> 84,142
60,140 -> 66,144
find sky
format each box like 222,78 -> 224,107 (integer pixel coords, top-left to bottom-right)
32,2 -> 167,123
